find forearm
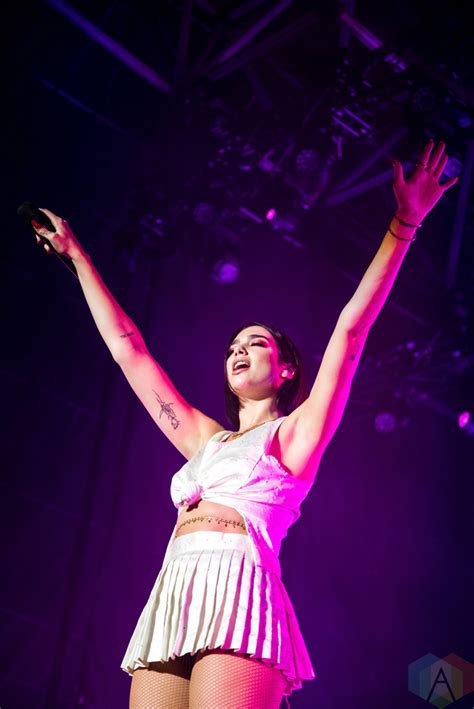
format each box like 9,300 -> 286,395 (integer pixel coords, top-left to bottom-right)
341,139 -> 458,332
342,215 -> 416,332
72,250 -> 147,360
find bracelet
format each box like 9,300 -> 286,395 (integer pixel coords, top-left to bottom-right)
388,226 -> 417,242
394,213 -> 423,228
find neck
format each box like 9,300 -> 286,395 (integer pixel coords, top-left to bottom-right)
236,398 -> 281,433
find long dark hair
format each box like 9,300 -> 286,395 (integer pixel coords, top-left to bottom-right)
223,321 -> 308,429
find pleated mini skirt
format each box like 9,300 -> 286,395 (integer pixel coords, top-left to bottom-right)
120,530 -> 315,695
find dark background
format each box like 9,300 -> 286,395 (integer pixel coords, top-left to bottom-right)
2,1 -> 473,707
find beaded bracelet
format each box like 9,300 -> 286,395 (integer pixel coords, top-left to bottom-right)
388,226 -> 417,242
394,213 -> 424,228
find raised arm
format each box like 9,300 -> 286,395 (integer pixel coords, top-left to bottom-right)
34,209 -> 224,460
275,140 -> 459,483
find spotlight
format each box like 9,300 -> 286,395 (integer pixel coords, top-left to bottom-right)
199,221 -> 241,285
374,411 -> 399,433
458,411 -> 471,429
211,257 -> 240,284
266,208 -> 276,220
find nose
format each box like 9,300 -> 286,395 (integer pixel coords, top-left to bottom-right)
230,343 -> 247,365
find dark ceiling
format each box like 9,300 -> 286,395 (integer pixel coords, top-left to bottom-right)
6,0 -> 474,286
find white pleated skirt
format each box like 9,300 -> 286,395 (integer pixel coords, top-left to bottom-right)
120,530 -> 315,695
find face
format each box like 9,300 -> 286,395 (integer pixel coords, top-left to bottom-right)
225,325 -> 293,400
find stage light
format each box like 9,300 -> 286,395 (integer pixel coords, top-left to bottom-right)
458,411 -> 471,429
266,208 -> 276,220
200,221 -> 241,284
211,257 -> 240,284
374,411 -> 397,433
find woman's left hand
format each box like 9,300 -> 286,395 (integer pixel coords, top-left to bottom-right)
392,139 -> 459,224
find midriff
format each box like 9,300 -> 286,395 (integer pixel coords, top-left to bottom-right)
174,499 -> 247,537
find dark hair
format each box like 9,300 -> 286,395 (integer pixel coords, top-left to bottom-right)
223,321 -> 308,429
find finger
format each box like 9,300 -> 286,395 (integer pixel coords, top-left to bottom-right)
428,141 -> 446,171
32,222 -> 53,239
433,153 -> 448,179
44,243 -> 52,253
419,138 -> 434,166
31,217 -> 55,239
38,207 -> 65,231
440,176 -> 459,191
392,159 -> 404,185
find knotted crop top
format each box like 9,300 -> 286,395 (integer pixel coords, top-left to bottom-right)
161,416 -> 313,577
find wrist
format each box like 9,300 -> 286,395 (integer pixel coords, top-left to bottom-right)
71,247 -> 90,264
388,216 -> 417,244
395,207 -> 424,225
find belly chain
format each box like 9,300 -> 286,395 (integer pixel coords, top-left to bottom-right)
176,513 -> 247,533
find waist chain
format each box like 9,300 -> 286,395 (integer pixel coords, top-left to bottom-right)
176,513 -> 247,533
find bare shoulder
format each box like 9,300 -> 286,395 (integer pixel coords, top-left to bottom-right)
268,407 -> 323,484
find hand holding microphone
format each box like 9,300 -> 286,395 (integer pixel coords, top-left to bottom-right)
17,203 -> 84,278
32,207 -> 83,257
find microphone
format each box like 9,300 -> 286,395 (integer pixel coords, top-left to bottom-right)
17,202 -> 78,278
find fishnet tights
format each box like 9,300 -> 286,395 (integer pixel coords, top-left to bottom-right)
129,649 -> 288,708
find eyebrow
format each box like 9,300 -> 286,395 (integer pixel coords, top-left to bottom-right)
229,334 -> 271,347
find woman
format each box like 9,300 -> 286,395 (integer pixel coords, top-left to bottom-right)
34,139 -> 457,708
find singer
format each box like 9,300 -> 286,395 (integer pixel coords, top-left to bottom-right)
33,139 -> 457,708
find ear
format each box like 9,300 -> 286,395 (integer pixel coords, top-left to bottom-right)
280,367 -> 296,379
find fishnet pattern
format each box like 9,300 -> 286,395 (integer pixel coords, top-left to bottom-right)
189,649 -> 287,708
129,655 -> 194,709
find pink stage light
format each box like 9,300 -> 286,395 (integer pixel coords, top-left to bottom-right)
266,208 -> 276,221
458,411 -> 471,428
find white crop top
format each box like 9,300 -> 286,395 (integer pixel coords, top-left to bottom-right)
161,417 -> 313,577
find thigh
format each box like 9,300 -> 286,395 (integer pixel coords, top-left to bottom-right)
129,654 -> 194,709
189,649 -> 287,709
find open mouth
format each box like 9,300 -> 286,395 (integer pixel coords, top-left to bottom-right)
232,361 -> 250,374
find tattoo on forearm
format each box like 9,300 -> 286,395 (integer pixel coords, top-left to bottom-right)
153,390 -> 180,429
120,331 -> 135,339
348,332 -> 362,362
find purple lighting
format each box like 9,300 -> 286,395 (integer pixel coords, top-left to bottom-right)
266,208 -> 276,220
374,411 -> 397,433
211,259 -> 240,284
458,411 -> 471,428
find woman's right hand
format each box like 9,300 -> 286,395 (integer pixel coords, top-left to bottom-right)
33,208 -> 85,261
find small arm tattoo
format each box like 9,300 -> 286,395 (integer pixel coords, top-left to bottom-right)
120,331 -> 135,339
153,390 -> 180,429
348,329 -> 364,362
